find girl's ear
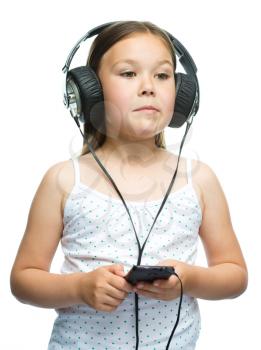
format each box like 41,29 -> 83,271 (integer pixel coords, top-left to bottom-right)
66,66 -> 104,124
169,73 -> 198,128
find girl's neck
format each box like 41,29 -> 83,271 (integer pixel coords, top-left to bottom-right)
96,137 -> 165,167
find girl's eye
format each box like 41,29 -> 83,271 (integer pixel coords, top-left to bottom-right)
120,72 -> 170,80
157,73 -> 170,80
120,71 -> 136,78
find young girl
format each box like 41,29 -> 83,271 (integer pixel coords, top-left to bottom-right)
10,21 -> 248,349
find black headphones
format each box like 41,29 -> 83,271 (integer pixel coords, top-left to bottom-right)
62,21 -> 200,128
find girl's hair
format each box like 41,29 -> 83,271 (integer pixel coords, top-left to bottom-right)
80,20 -> 176,156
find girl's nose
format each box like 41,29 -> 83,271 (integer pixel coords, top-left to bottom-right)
138,75 -> 155,96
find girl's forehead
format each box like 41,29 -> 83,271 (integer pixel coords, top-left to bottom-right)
100,33 -> 172,66
111,32 -> 169,51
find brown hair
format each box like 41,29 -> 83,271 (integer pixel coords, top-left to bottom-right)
80,20 -> 176,156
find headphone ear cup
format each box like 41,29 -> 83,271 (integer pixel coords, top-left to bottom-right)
67,66 -> 104,124
169,73 -> 197,128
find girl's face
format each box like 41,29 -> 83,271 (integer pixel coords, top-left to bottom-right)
97,32 -> 175,142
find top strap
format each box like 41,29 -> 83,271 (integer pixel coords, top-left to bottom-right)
71,156 -> 80,186
186,158 -> 192,185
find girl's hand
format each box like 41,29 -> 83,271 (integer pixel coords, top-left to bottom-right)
133,259 -> 190,301
77,264 -> 133,312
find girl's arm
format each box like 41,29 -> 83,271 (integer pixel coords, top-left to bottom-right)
10,161 -> 132,310
10,161 -> 83,308
185,160 -> 248,300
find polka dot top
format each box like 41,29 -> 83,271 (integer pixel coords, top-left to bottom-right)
48,156 -> 202,350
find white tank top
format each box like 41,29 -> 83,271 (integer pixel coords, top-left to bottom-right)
48,156 -> 202,350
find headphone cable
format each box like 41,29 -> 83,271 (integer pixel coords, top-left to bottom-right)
73,116 -> 192,349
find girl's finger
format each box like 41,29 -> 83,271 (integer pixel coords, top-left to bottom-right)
135,283 -> 159,293
153,275 -> 178,289
134,289 -> 162,299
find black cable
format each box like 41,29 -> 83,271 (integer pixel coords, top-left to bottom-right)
166,273 -> 183,349
73,117 -> 192,349
133,121 -> 191,350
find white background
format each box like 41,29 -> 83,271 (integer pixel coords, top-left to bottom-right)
1,0 -> 260,349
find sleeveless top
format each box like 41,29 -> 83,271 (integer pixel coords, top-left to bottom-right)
48,156 -> 202,350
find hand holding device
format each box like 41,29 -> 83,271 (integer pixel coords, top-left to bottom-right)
78,264 -> 133,312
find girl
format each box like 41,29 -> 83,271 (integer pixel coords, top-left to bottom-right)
10,21 -> 248,349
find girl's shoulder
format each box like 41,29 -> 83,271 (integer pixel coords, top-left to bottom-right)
162,151 -> 219,214
134,149 -> 218,214
40,158 -> 77,214
54,158 -> 79,213
190,158 -> 224,215
48,155 -> 102,213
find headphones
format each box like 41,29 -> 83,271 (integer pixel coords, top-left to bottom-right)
62,21 -> 200,128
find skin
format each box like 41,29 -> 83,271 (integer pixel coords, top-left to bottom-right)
10,32 -> 248,313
